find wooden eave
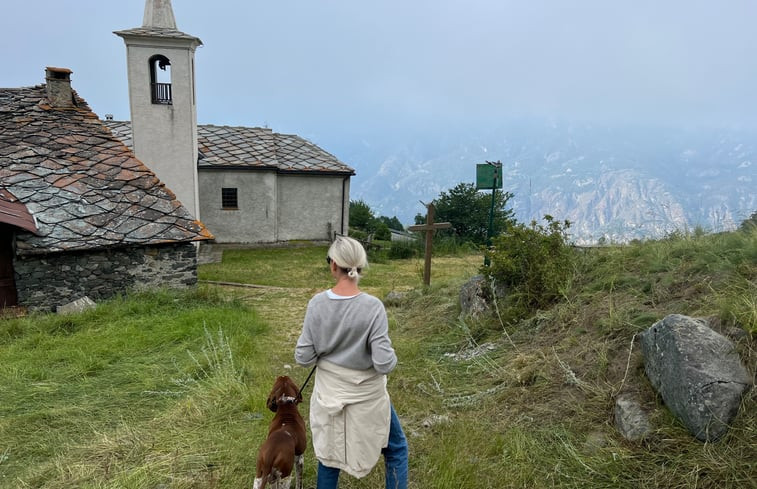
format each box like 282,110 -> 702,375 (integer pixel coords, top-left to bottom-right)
0,189 -> 38,234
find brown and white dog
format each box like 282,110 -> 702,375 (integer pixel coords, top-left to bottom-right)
253,376 -> 307,489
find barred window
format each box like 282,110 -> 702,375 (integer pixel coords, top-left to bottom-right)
221,188 -> 238,209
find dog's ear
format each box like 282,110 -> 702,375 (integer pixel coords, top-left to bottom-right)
267,394 -> 278,412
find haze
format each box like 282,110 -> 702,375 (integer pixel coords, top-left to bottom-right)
2,1 -> 756,147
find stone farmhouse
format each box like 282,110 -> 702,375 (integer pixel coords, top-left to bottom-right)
0,68 -> 213,312
109,0 -> 355,244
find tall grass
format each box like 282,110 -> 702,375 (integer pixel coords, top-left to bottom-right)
0,287 -> 267,487
1,229 -> 755,488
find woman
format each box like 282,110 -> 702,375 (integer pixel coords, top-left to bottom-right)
295,236 -> 408,489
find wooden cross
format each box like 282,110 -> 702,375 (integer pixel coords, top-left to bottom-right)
408,203 -> 452,286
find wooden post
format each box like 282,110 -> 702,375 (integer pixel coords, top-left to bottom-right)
408,203 -> 451,285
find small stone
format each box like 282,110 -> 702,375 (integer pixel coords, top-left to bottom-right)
614,394 -> 652,441
56,296 -> 96,314
421,414 -> 450,428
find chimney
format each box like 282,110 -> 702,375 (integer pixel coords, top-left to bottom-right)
45,67 -> 75,108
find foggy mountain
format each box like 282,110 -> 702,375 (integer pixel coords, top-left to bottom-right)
331,119 -> 756,244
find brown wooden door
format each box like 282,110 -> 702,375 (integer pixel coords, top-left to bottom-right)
0,226 -> 18,307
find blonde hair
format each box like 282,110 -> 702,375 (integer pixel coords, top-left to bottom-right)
328,236 -> 368,280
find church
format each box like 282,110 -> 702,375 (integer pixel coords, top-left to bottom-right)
0,0 -> 355,311
109,0 -> 354,244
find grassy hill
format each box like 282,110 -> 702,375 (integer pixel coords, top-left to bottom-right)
0,231 -> 754,488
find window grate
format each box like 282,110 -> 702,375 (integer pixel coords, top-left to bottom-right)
221,188 -> 238,209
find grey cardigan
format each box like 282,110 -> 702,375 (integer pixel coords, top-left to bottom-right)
295,290 -> 398,374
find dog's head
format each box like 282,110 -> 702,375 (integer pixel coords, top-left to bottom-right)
266,375 -> 302,412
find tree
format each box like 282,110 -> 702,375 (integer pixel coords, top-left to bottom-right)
374,222 -> 391,241
421,182 -> 515,245
349,199 -> 374,230
378,215 -> 404,231
739,211 -> 757,232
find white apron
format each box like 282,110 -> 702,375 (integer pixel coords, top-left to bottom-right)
310,359 -> 391,478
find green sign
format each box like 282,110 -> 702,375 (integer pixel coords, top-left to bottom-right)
476,163 -> 503,189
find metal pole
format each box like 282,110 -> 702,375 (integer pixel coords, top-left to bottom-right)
484,162 -> 499,267
484,186 -> 496,267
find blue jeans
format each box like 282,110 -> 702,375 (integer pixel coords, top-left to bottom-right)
317,404 -> 408,489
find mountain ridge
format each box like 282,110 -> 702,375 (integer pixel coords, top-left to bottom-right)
329,119 -> 755,244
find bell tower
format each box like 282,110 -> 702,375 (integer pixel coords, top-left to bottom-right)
115,0 -> 202,219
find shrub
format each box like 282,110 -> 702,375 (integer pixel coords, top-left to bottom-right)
348,228 -> 368,241
739,211 -> 757,233
374,222 -> 391,241
388,240 -> 418,259
486,215 -> 576,315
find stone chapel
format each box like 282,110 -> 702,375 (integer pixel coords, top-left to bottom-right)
109,0 -> 354,244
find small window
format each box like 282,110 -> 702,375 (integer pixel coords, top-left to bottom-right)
221,188 -> 238,209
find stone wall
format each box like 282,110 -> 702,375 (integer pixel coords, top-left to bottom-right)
14,242 -> 198,312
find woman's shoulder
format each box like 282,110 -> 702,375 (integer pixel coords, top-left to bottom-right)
308,290 -> 331,305
354,292 -> 384,308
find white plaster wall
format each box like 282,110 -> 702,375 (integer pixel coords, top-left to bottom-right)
277,175 -> 350,242
198,170 -> 277,243
124,39 -> 200,220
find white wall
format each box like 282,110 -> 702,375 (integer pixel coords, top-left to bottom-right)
124,39 -> 200,219
198,170 -> 350,243
277,174 -> 349,242
198,170 -> 277,243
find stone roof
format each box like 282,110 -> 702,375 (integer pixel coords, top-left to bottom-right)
113,27 -> 202,45
0,84 -> 213,256
104,121 -> 355,175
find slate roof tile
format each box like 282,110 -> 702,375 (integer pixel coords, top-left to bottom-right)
0,83 -> 212,255
105,121 -> 355,175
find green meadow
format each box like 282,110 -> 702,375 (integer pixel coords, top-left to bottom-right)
1,231 -> 754,488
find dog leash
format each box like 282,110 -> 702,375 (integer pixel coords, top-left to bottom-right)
297,365 -> 317,399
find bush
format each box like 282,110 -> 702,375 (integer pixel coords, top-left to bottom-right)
739,211 -> 757,233
486,215 -> 576,315
348,228 -> 368,241
388,240 -> 418,259
374,222 -> 391,241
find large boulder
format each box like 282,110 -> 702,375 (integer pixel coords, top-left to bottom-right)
640,314 -> 751,441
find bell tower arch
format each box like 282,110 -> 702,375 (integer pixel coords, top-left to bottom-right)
115,0 -> 203,219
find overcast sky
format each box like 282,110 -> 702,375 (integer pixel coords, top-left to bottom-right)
2,0 -> 756,142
